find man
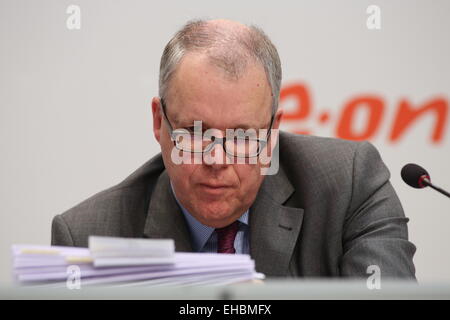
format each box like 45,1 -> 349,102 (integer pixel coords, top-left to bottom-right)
52,19 -> 416,278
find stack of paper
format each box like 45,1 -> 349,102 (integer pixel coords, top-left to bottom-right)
11,236 -> 263,287
89,236 -> 175,267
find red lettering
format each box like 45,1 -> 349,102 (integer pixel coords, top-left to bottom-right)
280,83 -> 311,135
336,96 -> 385,141
389,98 -> 448,143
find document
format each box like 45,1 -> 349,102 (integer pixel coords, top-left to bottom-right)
11,236 -> 263,286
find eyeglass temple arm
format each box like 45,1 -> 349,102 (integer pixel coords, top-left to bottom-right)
266,114 -> 275,140
160,98 -> 175,133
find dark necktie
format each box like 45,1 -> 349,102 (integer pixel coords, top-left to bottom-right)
216,221 -> 239,254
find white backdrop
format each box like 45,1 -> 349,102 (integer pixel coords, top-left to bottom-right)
1,0 -> 449,283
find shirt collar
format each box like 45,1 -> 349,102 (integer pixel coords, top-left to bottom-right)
170,182 -> 249,252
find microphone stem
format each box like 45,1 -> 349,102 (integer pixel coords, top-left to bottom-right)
423,178 -> 450,198
428,184 -> 450,198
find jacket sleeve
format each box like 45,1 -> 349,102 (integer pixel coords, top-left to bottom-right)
339,141 -> 417,279
51,214 -> 75,246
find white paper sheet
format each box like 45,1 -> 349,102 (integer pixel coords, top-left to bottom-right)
11,237 -> 262,287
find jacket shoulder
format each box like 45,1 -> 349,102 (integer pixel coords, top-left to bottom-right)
279,131 -> 362,158
277,131 -> 385,204
278,131 -> 364,175
53,154 -> 165,246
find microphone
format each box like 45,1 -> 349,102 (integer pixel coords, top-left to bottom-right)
401,163 -> 450,198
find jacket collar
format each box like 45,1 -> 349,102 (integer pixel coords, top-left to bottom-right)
143,170 -> 193,252
249,164 -> 304,276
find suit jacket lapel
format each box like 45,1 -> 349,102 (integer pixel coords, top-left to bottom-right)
250,165 -> 304,277
142,171 -> 193,252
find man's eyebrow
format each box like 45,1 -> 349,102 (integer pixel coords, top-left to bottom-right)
172,117 -> 201,128
170,113 -> 266,129
175,120 -> 260,130
174,118 -> 266,130
230,123 -> 259,130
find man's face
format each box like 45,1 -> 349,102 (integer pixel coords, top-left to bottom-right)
152,53 -> 282,228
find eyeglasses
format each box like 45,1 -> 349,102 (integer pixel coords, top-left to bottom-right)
160,98 -> 275,158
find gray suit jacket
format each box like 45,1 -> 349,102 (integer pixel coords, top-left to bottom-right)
52,131 -> 416,279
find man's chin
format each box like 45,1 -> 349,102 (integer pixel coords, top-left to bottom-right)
194,203 -> 235,227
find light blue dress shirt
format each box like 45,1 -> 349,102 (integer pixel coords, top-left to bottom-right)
170,183 -> 250,254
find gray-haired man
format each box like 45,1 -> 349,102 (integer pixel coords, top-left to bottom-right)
52,19 -> 416,278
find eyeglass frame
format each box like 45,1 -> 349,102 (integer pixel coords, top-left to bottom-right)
159,98 -> 275,158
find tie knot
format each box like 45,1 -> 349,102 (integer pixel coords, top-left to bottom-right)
216,221 -> 239,254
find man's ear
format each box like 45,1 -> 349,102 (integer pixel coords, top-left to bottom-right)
266,108 -> 283,156
272,108 -> 284,130
151,97 -> 162,144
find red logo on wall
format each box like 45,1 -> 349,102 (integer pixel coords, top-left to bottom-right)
280,82 -> 449,143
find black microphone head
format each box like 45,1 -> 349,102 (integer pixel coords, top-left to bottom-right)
401,163 -> 430,189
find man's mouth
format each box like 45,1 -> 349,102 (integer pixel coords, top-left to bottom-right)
198,183 -> 232,194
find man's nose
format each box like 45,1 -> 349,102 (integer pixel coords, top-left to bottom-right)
203,142 -> 229,168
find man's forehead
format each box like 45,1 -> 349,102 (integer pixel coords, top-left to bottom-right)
167,95 -> 272,129
166,53 -> 272,128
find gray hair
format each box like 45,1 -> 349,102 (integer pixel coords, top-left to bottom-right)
158,19 -> 282,114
